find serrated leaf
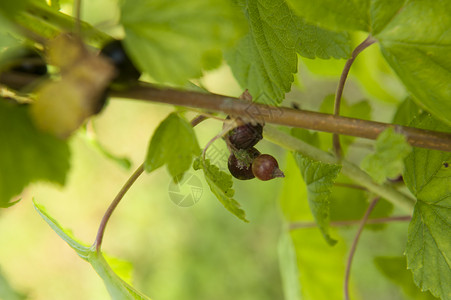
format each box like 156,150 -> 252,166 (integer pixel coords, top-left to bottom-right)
374,256 -> 436,300
193,158 -> 248,222
278,154 -> 350,299
293,152 -> 341,245
226,0 -> 351,105
145,113 -> 200,181
392,98 -> 423,126
0,101 -> 70,207
120,0 -> 244,84
286,0 -> 404,33
288,1 -> 451,125
33,201 -> 150,300
403,114 -> 451,300
361,127 -> 412,184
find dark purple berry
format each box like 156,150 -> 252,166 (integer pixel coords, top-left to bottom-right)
252,154 -> 284,181
225,122 -> 263,150
11,51 -> 47,76
228,147 -> 260,180
100,40 -> 140,83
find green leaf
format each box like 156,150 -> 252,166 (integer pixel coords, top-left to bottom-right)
361,127 -> 412,184
0,101 -> 70,207
120,0 -> 244,84
33,201 -> 150,300
226,0 -> 351,105
0,0 -> 30,17
392,97 -> 423,126
293,152 -> 341,245
0,267 -> 26,300
288,1 -> 451,125
278,232 -> 301,300
403,114 -> 451,300
278,154 -> 351,299
329,174 -> 394,230
374,256 -> 436,300
290,128 -> 320,148
145,113 -> 200,181
286,0 -> 404,33
193,158 -> 248,222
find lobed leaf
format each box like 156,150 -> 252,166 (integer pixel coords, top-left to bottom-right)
145,113 -> 200,181
0,101 -> 70,207
293,152 -> 341,245
193,158 -> 248,222
288,0 -> 451,125
403,114 -> 451,299
226,0 -> 351,105
120,0 -> 244,85
33,201 -> 150,300
361,127 -> 412,184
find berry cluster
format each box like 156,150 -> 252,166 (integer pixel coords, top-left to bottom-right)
224,118 -> 284,181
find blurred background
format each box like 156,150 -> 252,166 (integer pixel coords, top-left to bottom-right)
0,0 -> 417,299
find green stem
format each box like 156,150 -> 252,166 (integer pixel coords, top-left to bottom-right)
263,126 -> 415,213
16,1 -> 110,45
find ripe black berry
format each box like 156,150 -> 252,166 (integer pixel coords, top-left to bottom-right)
225,122 -> 263,150
228,147 -> 260,180
252,154 -> 284,181
11,51 -> 47,76
100,40 -> 140,83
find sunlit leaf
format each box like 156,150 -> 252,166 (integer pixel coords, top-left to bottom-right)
120,0 -> 244,84
33,201 -> 150,300
226,0 -> 350,105
145,113 -> 200,181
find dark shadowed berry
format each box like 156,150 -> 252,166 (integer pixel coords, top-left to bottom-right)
100,40 -> 140,83
228,147 -> 260,180
11,51 -> 47,76
225,122 -> 263,150
252,154 -> 284,181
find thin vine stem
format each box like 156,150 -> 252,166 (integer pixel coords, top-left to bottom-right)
93,115 -> 205,252
333,35 -> 377,157
94,163 -> 144,252
289,215 -> 411,230
344,197 -> 380,300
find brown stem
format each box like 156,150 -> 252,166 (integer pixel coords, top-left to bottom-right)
1,73 -> 451,152
190,114 -> 208,127
111,84 -> 451,152
289,215 -> 411,230
333,35 -> 377,157
344,197 -> 380,300
94,163 -> 144,252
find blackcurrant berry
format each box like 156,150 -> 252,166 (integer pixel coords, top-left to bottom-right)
11,51 -> 47,76
100,40 -> 140,83
228,147 -> 260,180
225,122 -> 263,150
252,154 -> 284,181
